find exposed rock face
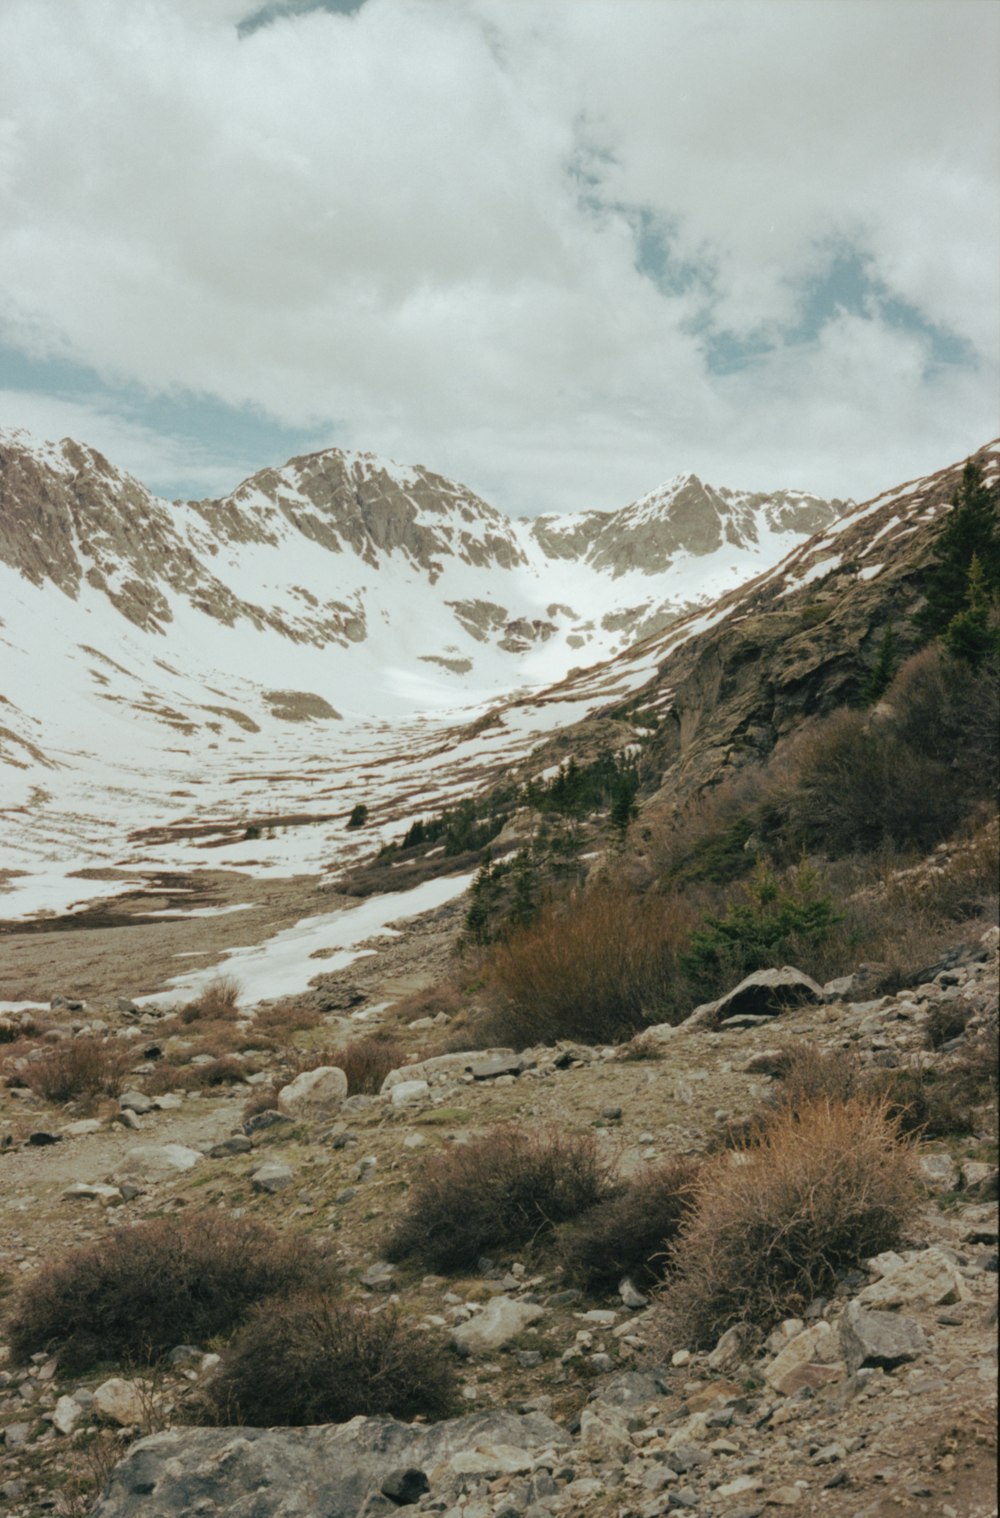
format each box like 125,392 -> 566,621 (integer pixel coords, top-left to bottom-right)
89,1411 -> 569,1518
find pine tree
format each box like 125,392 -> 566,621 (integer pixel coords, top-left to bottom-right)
943,554 -> 1000,669
860,623 -> 897,705
918,459 -> 1000,641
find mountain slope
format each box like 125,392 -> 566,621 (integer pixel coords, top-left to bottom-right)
2,425 -> 985,935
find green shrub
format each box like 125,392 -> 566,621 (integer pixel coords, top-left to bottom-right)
660,1097 -> 918,1347
681,863 -> 839,1002
384,1125 -> 611,1272
198,1294 -> 456,1426
6,1212 -> 335,1371
564,1156 -> 701,1294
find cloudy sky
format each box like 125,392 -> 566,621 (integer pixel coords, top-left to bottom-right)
0,0 -> 997,515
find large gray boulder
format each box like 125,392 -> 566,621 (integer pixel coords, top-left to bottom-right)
687,966 -> 825,1029
90,1410 -> 568,1518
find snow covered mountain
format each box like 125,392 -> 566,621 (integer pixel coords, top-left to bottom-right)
0,425 -> 846,927
0,427 -> 844,705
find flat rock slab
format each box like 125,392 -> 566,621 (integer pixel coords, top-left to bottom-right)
114,1144 -> 202,1182
90,1411 -> 568,1518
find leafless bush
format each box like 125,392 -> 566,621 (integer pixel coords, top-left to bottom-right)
19,1034 -> 131,1104
7,1212 -> 336,1371
660,1097 -> 919,1347
330,1035 -> 407,1095
563,1156 -> 701,1293
384,1125 -> 613,1272
479,888 -> 698,1045
197,1294 -> 456,1426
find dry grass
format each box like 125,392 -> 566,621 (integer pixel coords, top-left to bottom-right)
252,999 -> 323,1036
329,1035 -> 407,1095
179,975 -> 242,1022
563,1156 -> 701,1294
197,1294 -> 457,1427
660,1096 -> 919,1347
6,1212 -> 337,1372
479,888 -> 698,1046
384,1125 -> 613,1273
17,1034 -> 131,1104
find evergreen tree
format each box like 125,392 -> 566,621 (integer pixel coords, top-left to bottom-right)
943,554 -> 1000,669
918,459 -> 1000,641
860,623 -> 897,705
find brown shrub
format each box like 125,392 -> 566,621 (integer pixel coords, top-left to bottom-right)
564,1156 -> 701,1294
863,1056 -> 992,1139
253,999 -> 323,1036
180,976 -> 241,1022
660,1097 -> 919,1347
6,1211 -> 336,1372
19,1035 -> 131,1104
384,1125 -> 612,1273
331,1035 -> 406,1095
197,1294 -> 456,1427
480,888 -> 698,1046
772,1045 -> 861,1109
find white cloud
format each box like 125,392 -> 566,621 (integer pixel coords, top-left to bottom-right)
0,0 -> 996,513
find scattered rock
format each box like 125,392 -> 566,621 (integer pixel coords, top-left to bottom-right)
839,1299 -> 927,1372
93,1377 -> 148,1427
389,1079 -> 430,1107
114,1144 -> 203,1182
278,1065 -> 348,1119
857,1247 -> 967,1309
251,1161 -> 294,1193
451,1296 -> 545,1354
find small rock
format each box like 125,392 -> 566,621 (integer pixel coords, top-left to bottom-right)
62,1182 -> 121,1203
360,1261 -> 396,1291
119,1091 -> 154,1115
390,1080 -> 430,1107
27,1131 -> 61,1146
115,1143 -> 202,1182
918,1153 -> 960,1192
451,1297 -> 544,1354
251,1161 -> 294,1193
766,1487 -> 802,1506
51,1395 -> 82,1435
619,1278 -> 648,1309
857,1247 -> 966,1309
93,1377 -> 147,1427
208,1135 -> 253,1158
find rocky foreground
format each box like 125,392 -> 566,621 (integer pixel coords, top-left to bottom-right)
0,922 -> 996,1518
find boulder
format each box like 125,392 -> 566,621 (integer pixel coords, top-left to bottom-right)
89,1412 -> 568,1518
278,1065 -> 348,1119
763,1320 -> 847,1396
839,1299 -> 926,1372
389,1079 -> 430,1107
451,1296 -> 545,1354
714,967 -> 825,1023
